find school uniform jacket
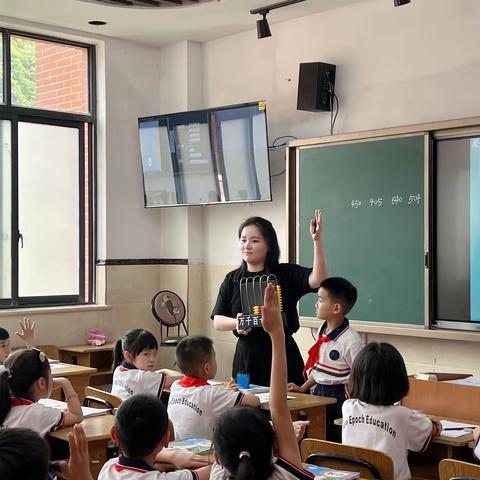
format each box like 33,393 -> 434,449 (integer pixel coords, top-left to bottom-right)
310,319 -> 363,386
1,397 -> 64,436
474,438 -> 480,461
167,377 -> 244,440
99,456 -> 198,480
111,362 -> 166,401
342,399 -> 433,480
209,457 -> 314,480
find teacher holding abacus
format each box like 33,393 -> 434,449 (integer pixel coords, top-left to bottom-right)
211,211 -> 327,386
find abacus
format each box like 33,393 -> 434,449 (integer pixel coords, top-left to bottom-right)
237,274 -> 285,329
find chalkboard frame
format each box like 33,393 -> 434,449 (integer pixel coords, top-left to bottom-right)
287,128 -> 432,328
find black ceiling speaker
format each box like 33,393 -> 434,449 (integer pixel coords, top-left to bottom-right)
394,0 -> 411,6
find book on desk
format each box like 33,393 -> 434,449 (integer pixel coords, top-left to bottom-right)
168,438 -> 212,454
304,464 -> 359,479
39,398 -> 110,417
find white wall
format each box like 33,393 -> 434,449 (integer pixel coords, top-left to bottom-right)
200,0 -> 480,265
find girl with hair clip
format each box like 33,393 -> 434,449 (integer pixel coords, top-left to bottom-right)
0,349 -> 83,436
111,328 -> 182,401
212,212 -> 327,387
211,284 -> 314,480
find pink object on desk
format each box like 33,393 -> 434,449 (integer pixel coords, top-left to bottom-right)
86,328 -> 107,346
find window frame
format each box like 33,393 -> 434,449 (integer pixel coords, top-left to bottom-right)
0,28 -> 96,309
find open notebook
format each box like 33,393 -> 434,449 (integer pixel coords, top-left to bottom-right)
39,398 -> 110,417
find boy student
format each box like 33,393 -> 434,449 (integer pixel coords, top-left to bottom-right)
288,277 -> 363,442
167,335 -> 260,441
99,394 -> 210,480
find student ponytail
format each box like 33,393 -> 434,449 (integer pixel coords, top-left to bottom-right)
113,340 -> 124,370
0,350 -> 50,425
213,407 -> 274,480
112,329 -> 159,369
236,451 -> 255,480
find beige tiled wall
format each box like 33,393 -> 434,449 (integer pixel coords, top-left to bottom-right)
2,263 -> 479,382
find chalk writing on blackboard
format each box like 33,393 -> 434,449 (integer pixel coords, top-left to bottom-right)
350,194 -> 422,208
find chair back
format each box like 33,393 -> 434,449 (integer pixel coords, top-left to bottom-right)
439,459 -> 480,480
300,438 -> 394,480
84,386 -> 122,412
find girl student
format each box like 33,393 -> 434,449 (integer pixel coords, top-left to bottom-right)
0,348 -> 83,436
212,211 -> 327,386
0,318 -> 36,364
342,342 -> 442,480
211,283 -> 314,480
111,328 -> 182,401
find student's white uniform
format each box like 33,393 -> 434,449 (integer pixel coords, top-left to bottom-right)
0,397 -> 64,436
99,456 -> 198,480
342,399 -> 433,480
210,457 -> 314,480
167,377 -> 244,440
310,320 -> 363,386
111,362 -> 166,401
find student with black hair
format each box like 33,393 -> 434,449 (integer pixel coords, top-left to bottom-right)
0,424 -> 94,480
0,349 -> 83,435
288,276 -> 363,442
342,342 -> 442,480
99,394 -> 211,479
211,283 -> 314,480
0,317 -> 36,364
167,335 -> 259,440
212,212 -> 327,386
111,329 -> 182,401
0,427 -> 51,480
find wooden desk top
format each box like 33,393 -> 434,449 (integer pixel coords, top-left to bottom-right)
51,362 -> 97,377
260,392 -> 336,411
49,414 -> 114,443
59,342 -> 116,353
428,414 -> 477,447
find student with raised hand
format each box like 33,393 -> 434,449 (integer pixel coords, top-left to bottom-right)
112,329 -> 182,401
211,283 -> 314,480
0,349 -> 83,435
167,335 -> 259,441
212,212 -> 327,387
60,424 -> 94,480
288,277 -> 363,442
0,317 -> 36,364
99,394 -> 211,479
342,342 -> 442,480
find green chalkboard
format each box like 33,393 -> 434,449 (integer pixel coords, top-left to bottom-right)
298,134 -> 426,325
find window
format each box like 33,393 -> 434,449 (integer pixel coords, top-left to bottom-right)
0,30 -> 95,308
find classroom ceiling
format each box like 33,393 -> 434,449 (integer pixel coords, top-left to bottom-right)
0,0 -> 365,47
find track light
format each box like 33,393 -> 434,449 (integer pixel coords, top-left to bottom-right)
251,0 -> 306,39
394,0 -> 411,6
256,12 -> 272,39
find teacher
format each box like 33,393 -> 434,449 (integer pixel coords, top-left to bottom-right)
211,211 -> 327,386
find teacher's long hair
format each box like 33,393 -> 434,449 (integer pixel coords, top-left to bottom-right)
235,217 -> 280,279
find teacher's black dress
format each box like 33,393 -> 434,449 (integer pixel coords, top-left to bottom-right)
211,263 -> 316,386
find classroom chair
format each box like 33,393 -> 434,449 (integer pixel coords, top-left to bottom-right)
300,438 -> 394,480
84,386 -> 122,412
439,459 -> 480,480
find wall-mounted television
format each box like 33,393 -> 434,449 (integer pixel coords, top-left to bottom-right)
138,101 -> 272,207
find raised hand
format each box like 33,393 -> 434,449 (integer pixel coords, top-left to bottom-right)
15,317 -> 35,349
59,424 -> 93,480
310,209 -> 323,242
261,283 -> 283,337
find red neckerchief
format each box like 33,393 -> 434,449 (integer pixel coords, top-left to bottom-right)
303,335 -> 331,379
178,376 -> 209,387
11,397 -> 33,406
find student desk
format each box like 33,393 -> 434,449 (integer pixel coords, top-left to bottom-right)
59,342 -> 115,386
403,377 -> 480,480
50,362 -> 97,402
260,392 -> 336,440
48,413 -> 115,479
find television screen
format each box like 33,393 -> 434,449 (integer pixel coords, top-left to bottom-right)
138,101 -> 272,207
